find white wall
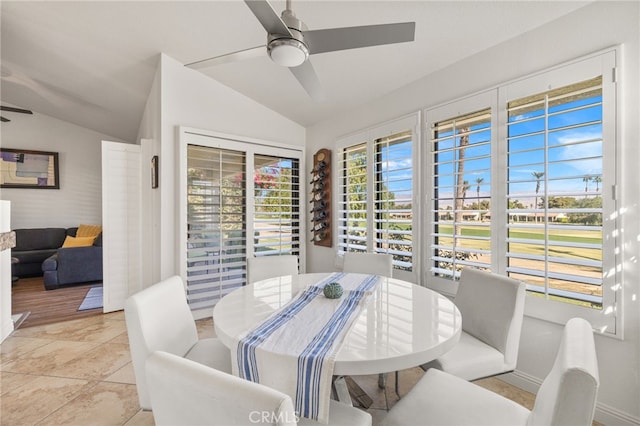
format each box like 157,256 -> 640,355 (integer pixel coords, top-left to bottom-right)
306,2 -> 639,424
137,54 -> 305,283
0,109 -> 127,229
0,201 -> 13,342
136,66 -> 162,288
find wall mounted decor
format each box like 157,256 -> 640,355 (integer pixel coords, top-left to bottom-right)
310,148 -> 332,247
0,148 -> 59,189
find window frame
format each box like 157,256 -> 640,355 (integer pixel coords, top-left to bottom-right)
498,50 -> 618,335
424,91 -> 499,295
423,49 -> 621,337
337,139 -> 369,255
335,113 -> 420,283
429,106 -> 495,278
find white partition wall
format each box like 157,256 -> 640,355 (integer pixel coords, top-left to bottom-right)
0,201 -> 14,342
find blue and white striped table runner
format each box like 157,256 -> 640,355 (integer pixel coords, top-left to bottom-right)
232,273 -> 380,423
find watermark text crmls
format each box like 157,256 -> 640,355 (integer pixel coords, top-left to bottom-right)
249,410 -> 300,424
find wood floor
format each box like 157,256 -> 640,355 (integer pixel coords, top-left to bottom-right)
11,276 -> 103,328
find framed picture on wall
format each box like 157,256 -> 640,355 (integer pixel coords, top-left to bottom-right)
0,148 -> 60,189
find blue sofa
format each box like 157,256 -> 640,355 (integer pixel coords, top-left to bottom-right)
11,227 -> 103,290
12,228 -> 70,277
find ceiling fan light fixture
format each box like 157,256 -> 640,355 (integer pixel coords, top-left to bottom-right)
268,38 -> 309,67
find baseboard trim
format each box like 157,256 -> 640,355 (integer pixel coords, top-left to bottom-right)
11,311 -> 30,330
1,317 -> 15,343
499,369 -> 540,394
501,370 -> 640,426
596,402 -> 640,426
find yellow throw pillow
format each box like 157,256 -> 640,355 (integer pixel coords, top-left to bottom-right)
76,224 -> 102,238
62,236 -> 96,248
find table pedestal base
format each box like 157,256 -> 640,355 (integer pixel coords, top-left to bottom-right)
378,371 -> 399,395
332,376 -> 373,408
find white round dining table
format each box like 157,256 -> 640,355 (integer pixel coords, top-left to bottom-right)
213,272 -> 462,376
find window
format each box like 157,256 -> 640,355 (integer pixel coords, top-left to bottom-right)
506,77 -> 605,309
426,50 -> 618,333
337,114 -> 418,281
374,132 -> 414,271
431,108 -> 492,278
338,143 -> 368,254
253,154 -> 300,257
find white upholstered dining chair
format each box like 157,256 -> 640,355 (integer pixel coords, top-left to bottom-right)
146,350 -> 373,426
421,267 -> 526,381
124,275 -> 232,410
247,254 -> 299,284
382,317 -> 599,426
342,251 -> 393,277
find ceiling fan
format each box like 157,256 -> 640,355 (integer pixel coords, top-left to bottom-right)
0,106 -> 33,123
186,0 -> 415,101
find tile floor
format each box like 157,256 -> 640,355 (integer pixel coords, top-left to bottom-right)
1,312 -> 535,425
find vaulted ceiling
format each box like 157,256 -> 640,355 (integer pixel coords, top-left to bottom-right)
1,1 -> 590,142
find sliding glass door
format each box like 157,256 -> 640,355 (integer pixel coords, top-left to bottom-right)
186,145 -> 247,311
181,130 -> 303,313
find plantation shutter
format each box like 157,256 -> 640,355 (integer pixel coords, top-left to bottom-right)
506,76 -> 604,307
374,131 -> 414,271
253,154 -> 300,257
186,145 -> 247,310
337,143 -> 368,254
431,108 -> 492,278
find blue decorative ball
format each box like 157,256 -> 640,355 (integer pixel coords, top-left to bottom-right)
324,282 -> 343,299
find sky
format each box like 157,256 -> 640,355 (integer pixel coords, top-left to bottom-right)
375,92 -> 604,209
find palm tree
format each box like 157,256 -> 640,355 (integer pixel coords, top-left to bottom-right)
454,128 -> 470,235
532,171 -> 544,222
475,177 -> 484,212
462,180 -> 470,202
592,176 -> 602,192
583,175 -> 590,193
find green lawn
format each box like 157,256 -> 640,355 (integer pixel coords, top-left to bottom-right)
436,224 -> 600,242
508,229 -> 602,244
435,224 -> 602,261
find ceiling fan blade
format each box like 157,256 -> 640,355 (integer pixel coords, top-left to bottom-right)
289,61 -> 325,102
244,0 -> 292,36
0,105 -> 33,114
1,116 -> 10,122
186,45 -> 266,70
304,22 -> 415,55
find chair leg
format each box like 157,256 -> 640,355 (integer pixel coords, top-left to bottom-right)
395,370 -> 399,397
347,377 -> 373,408
378,371 -> 400,396
378,372 -> 386,389
332,376 -> 353,406
333,376 -> 373,409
